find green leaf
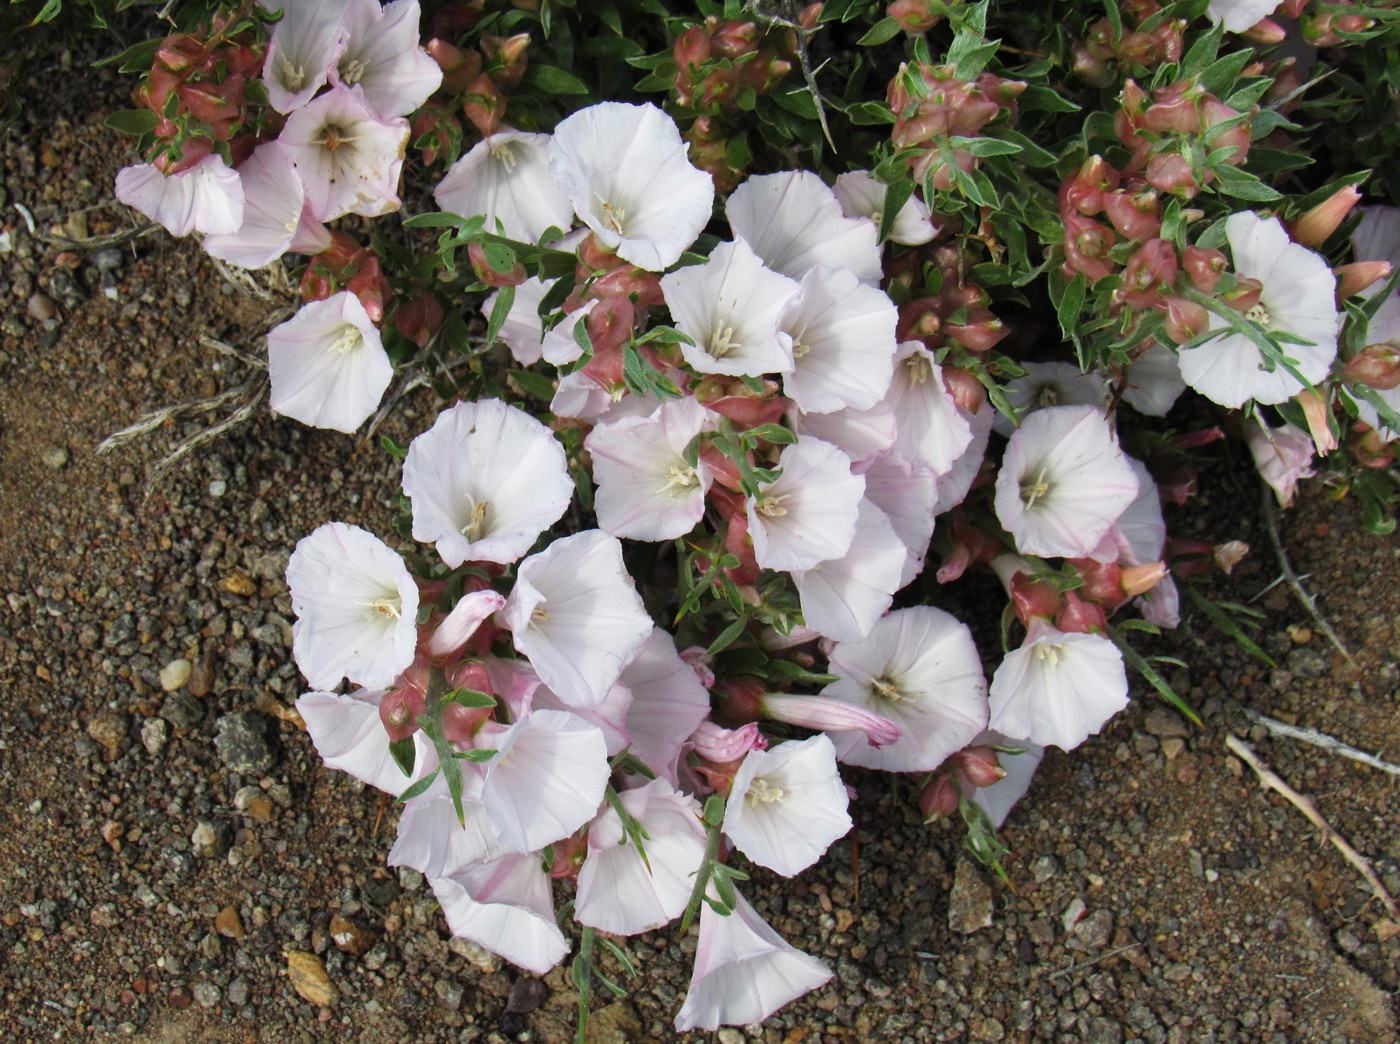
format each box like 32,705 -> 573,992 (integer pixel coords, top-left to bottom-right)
857,16 -> 903,46
743,423 -> 797,445
510,368 -> 557,401
724,133 -> 752,171
707,612 -> 752,656
486,283 -> 515,344
403,212 -> 472,228
448,687 -> 497,709
847,101 -> 897,125
522,65 -> 590,94
396,766 -> 441,803
1179,21 -> 1225,79
454,748 -> 498,763
1181,583 -> 1276,667
389,737 -> 416,777
878,177 -> 914,243
1055,271 -> 1088,346
1211,163 -> 1283,202
1105,626 -> 1202,726
1198,49 -> 1254,97
105,109 -> 159,136
380,434 -> 409,458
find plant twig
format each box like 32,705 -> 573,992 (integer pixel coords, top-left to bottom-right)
1240,710 -> 1400,778
1047,942 -> 1144,980
1224,734 -> 1399,921
1258,485 -> 1355,666
745,1 -> 835,149
36,221 -> 162,250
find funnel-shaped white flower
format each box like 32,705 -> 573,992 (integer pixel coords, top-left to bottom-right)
833,169 -> 939,246
662,237 -> 801,378
431,851 -> 569,974
115,153 -> 244,237
726,171 -> 882,284
993,361 -> 1106,436
781,266 -> 898,413
620,629 -> 713,786
435,131 -> 575,244
792,500 -> 907,641
988,619 -> 1129,751
402,399 -> 572,566
722,734 -> 852,877
861,450 -> 938,585
888,342 -> 974,476
674,890 -> 833,1031
549,102 -> 714,272
502,530 -> 653,708
1179,212 -> 1339,408
575,779 -> 707,935
746,436 -> 864,572
586,397 -> 717,541
993,404 -> 1139,559
203,143 -> 308,269
821,606 -> 988,772
790,401 -> 897,471
261,0 -> 346,113
286,521 -> 419,690
389,771 -> 504,879
481,709 -> 610,852
280,84 -> 409,221
332,0 -> 443,119
296,688 -> 438,796
267,291 -> 393,434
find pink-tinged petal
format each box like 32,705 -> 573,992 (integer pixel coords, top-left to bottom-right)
430,853 -> 569,974
931,401 -> 994,518
435,131 -> 575,243
116,154 -> 244,237
760,693 -> 901,747
426,589 -> 507,659
267,292 -> 392,434
727,171 -> 882,284
402,399 -> 572,566
747,437 -> 864,572
833,170 -> 938,246
620,629 -> 713,786
261,0 -> 346,114
1244,417 -> 1316,508
549,102 -> 714,271
332,0 -> 443,119
1121,342 -> 1185,417
531,681 -> 633,756
782,266 -> 898,413
1207,0 -> 1282,33
688,720 -> 767,763
792,500 -> 907,641
674,891 -> 833,1031
888,342 -> 973,476
790,401 -> 897,471
861,451 -> 939,586
280,84 -> 409,221
389,773 -> 503,878
1111,458 -> 1167,566
296,688 -> 438,796
203,142 -> 305,269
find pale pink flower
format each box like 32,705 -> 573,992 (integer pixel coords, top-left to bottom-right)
115,153 -> 243,237
1179,212 -> 1339,408
674,890 -> 832,1031
620,629 -> 713,786
401,399 -> 572,566
994,361 -> 1106,436
435,131 -> 575,244
781,266 -> 898,413
792,500 -> 907,641
888,343 -> 974,476
993,405 -> 1139,559
425,589 -> 507,659
790,402 -> 897,472
821,606 -> 988,772
586,397 -> 717,541
280,84 -> 409,221
746,437 -> 865,572
296,688 -> 438,796
662,238 -> 802,378
389,772 -> 503,879
267,291 -> 392,434
260,0 -> 345,113
1243,416 -> 1316,508
530,680 -> 633,756
285,521 -> 418,689
548,102 -> 714,271
687,720 -> 767,763
485,276 -> 554,365
575,780 -> 707,935
930,401 -> 994,517
1121,343 -> 1186,417
1207,0 -> 1280,34
759,693 -> 901,747
431,852 -> 569,973
331,0 -> 443,119
1111,458 -> 1167,566
502,530 -> 653,708
726,171 -> 882,284
203,142 -> 320,269
833,170 -> 938,246
861,451 -> 939,586
987,619 -> 1129,751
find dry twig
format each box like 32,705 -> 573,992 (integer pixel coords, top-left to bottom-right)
1241,709 -> 1400,778
1224,733 -> 1399,921
1259,485 -> 1355,666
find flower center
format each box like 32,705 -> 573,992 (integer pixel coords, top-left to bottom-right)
314,124 -> 360,153
1245,303 -> 1272,326
868,674 -> 905,702
328,323 -> 362,355
905,353 -> 931,384
746,777 -> 784,806
339,57 -> 370,86
280,57 -> 307,93
460,495 -> 489,541
1033,643 -> 1062,667
1020,466 -> 1052,509
708,318 -> 741,360
491,141 -> 518,171
756,492 -> 789,518
358,596 -> 402,621
598,198 -> 626,234
656,465 -> 700,497
1035,384 -> 1059,407
791,333 -> 812,361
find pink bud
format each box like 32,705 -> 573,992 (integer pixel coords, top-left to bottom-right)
1295,388 -> 1338,456
1335,261 -> 1393,303
944,310 -> 1008,353
942,367 -> 988,412
1118,238 -> 1179,308
689,720 -> 768,764
1241,17 -> 1287,44
1068,558 -> 1125,612
949,747 -> 1007,789
468,242 -> 526,288
1182,246 -> 1227,293
918,773 -> 962,823
1145,151 -> 1200,199
1103,188 -> 1162,242
1162,296 -> 1208,344
1342,343 -> 1400,390
1056,590 -> 1109,634
1120,561 -> 1168,598
1010,570 -> 1061,626
379,674 -> 429,743
1222,276 -> 1264,313
715,676 -> 765,727
760,693 -> 902,747
888,0 -> 940,33
1290,184 -> 1363,248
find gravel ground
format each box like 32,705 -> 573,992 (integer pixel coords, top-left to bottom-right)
1,46 -> 1398,1044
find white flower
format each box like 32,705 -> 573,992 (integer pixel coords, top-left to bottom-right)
790,402 -> 897,471
586,397 -> 717,541
792,500 -> 907,642
993,361 -> 1106,436
722,734 -> 852,877
260,0 -> 346,113
861,451 -> 939,586
267,291 -> 393,434
285,522 -> 419,690
993,405 -> 1139,559
726,171 -> 882,284
115,153 -> 244,237
1207,0 -> 1281,34
620,629 -> 714,787
280,84 -> 409,221
296,688 -> 438,796
1121,342 -> 1186,418
502,530 -> 653,708
548,102 -> 714,271
401,399 -> 572,566
431,852 -> 569,974
833,170 -> 938,246
575,780 -> 707,935
481,709 -> 610,852
821,606 -> 988,772
931,400 -> 995,518
674,890 -> 832,1031
781,266 -> 898,414
202,143 -> 308,269
746,437 -> 864,572
987,620 -> 1129,751
435,131 -> 575,244
1243,417 -> 1316,508
1111,458 -> 1167,566
888,343 -> 974,476
662,238 -> 802,378
331,0 -> 443,120
389,773 -> 504,879
1179,212 -> 1340,409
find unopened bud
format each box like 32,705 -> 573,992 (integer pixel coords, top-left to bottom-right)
950,747 -> 1007,789
1120,561 -> 1168,598
918,773 -> 962,824
1010,570 -> 1061,626
944,310 -> 1008,353
481,32 -> 530,85
1342,343 -> 1400,390
1181,245 -> 1227,293
1161,294 -> 1205,344
1335,261 -> 1393,303
1103,188 -> 1162,241
1146,151 -> 1200,199
888,0 -> 940,33
674,25 -> 711,70
1349,426 -> 1395,469
1221,275 -> 1263,312
710,19 -> 760,59
1290,184 -> 1362,248
1056,590 -> 1109,634
468,242 -> 526,287
1295,388 -> 1338,456
941,367 -> 988,412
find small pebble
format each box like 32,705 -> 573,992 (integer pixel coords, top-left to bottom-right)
26,293 -> 55,321
40,445 -> 69,470
141,718 -> 168,756
208,479 -> 227,497
159,658 -> 192,692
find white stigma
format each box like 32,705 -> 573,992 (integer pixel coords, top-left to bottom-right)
328,323 -> 362,355
746,777 -> 785,806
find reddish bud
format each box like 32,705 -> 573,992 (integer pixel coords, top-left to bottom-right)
674,25 -> 711,71
1241,17 -> 1287,44
1068,558 -> 1125,611
1103,189 -> 1162,242
1010,570 -> 1061,625
379,678 -> 428,743
468,242 -> 527,287
1342,343 -> 1400,390
944,309 -> 1008,353
1221,275 -> 1263,313
799,4 -> 823,30
918,773 -> 962,824
1162,296 -> 1207,345
1181,246 -> 1227,293
1120,561 -> 1168,598
1145,151 -> 1200,199
481,32 -> 530,85
941,367 -> 988,412
1290,184 -> 1363,248
461,73 -> 506,137
393,292 -> 446,349
715,677 -> 765,727
1335,261 -> 1393,303
1349,426 -> 1395,469
888,0 -> 940,34
1056,590 -> 1109,634
950,747 -> 1007,789
1118,238 -> 1179,308
710,20 -> 761,59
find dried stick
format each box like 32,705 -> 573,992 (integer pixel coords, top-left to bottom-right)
1258,485 -> 1355,666
1224,733 -> 1399,920
140,372 -> 268,499
36,222 -> 162,250
1241,709 -> 1400,778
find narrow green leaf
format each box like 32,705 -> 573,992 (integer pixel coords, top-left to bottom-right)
380,434 -> 409,458
486,283 -> 515,344
105,109 -> 159,136
396,766 -> 441,803
389,737 -> 416,777
1105,626 -> 1203,726
856,16 -> 903,46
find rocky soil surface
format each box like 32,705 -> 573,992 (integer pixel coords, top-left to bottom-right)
1,41 -> 1398,1044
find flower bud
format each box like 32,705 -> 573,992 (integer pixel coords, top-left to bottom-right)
944,309 -> 1008,353
481,32 -> 530,85
1063,212 -> 1118,282
1222,276 -> 1263,313
1241,17 -> 1287,44
799,3 -> 823,29
394,292 -> 445,349
1342,343 -> 1400,390
674,25 -> 711,72
710,19 -> 760,59
941,367 -> 988,412
1071,44 -> 1114,88
950,747 -> 1007,789
1213,540 -> 1249,575
1120,561 -> 1168,598
461,73 -> 506,137
1068,558 -> 1124,611
761,693 -> 902,747
1010,570 -> 1060,625
896,297 -> 945,349
1335,261 -> 1393,303
1118,238 -> 1178,308
1290,184 -> 1362,248
714,676 -> 765,728
1182,246 -> 1227,293
918,773 -> 962,824
468,242 -> 527,287
1056,590 -> 1109,634
379,677 -> 428,743
1146,151 -> 1200,199
1349,426 -> 1395,469
888,0 -> 940,33
1102,188 -> 1162,242
1295,388 -> 1338,455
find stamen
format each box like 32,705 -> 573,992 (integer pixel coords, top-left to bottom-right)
598,198 -> 626,234
656,465 -> 700,497
905,353 -> 931,384
280,57 -> 306,93
1035,384 -> 1059,407
746,777 -> 784,805
869,674 -> 905,702
791,334 -> 812,361
1245,303 -> 1272,326
459,496 -> 489,541
356,597 -> 402,620
1020,466 -> 1052,509
756,492 -> 789,518
313,125 -> 362,152
1033,643 -> 1061,666
328,323 -> 362,355
339,57 -> 370,86
492,141 -> 518,171
708,318 -> 741,360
